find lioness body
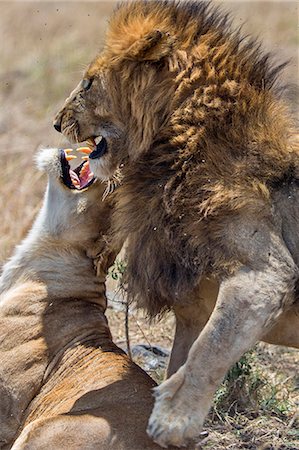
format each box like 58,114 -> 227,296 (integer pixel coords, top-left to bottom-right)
54,0 -> 299,446
11,328 -> 160,450
0,149 -> 173,450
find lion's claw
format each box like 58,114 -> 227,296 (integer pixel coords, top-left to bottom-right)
147,378 -> 206,448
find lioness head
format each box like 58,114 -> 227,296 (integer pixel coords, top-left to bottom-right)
36,147 -> 114,249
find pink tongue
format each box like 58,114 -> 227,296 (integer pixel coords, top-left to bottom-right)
79,164 -> 92,187
69,163 -> 93,189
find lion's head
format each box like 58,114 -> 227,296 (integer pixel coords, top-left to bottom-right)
54,1 -> 215,179
54,0 -> 293,186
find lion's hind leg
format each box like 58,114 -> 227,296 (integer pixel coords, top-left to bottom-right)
147,233 -> 298,448
262,300 -> 299,348
167,277 -> 218,378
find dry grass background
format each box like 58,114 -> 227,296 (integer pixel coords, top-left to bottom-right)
0,1 -> 298,448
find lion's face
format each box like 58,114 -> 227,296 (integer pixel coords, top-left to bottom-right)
54,63 -> 127,180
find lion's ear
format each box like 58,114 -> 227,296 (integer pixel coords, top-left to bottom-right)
124,30 -> 174,62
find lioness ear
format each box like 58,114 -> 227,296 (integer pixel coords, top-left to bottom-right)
125,30 -> 174,62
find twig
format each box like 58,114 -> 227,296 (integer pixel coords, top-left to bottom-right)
287,411 -> 298,429
130,313 -> 154,349
125,294 -> 132,359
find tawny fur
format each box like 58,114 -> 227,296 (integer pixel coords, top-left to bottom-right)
0,149 -> 180,450
54,0 -> 299,446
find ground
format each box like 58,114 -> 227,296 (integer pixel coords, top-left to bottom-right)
0,1 -> 298,449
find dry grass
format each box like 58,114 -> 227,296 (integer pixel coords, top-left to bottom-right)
1,1 -> 298,449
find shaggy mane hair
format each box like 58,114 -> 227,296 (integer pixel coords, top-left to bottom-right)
109,0 -> 287,93
103,1 -> 298,316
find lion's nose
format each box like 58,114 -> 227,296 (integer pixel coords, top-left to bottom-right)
53,118 -> 62,133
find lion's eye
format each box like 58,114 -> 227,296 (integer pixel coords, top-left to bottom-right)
82,78 -> 93,91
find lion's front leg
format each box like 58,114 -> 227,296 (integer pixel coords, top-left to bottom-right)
167,277 -> 218,378
148,238 -> 298,448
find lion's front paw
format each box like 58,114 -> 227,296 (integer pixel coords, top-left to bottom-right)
147,370 -> 206,448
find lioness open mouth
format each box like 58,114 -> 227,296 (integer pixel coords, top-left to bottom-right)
60,148 -> 95,190
59,136 -> 117,199
60,137 -> 108,190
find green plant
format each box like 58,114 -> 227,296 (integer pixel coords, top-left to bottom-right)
213,348 -> 292,419
109,258 -> 127,282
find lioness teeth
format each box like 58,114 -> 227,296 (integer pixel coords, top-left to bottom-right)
65,154 -> 77,161
80,163 -> 89,175
70,171 -> 80,185
61,147 -> 95,190
76,147 -> 92,155
71,178 -> 80,188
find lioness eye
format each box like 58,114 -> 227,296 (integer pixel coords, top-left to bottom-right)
82,78 -> 93,91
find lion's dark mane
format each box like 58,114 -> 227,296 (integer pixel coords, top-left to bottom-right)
110,0 -> 297,316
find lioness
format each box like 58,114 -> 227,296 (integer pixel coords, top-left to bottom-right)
54,0 -> 299,447
0,148 -> 179,450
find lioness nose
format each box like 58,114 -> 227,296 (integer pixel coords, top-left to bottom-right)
53,118 -> 62,133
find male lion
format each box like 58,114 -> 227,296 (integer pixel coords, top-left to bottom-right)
0,148 -> 181,450
54,0 -> 299,447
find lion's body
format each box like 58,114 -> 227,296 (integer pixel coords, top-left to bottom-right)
105,1 -> 298,315
0,149 -> 173,450
55,0 -> 299,446
115,140 -> 298,316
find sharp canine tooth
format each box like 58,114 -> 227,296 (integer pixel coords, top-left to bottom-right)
95,136 -> 102,145
66,155 -> 77,161
71,178 -> 80,186
80,164 -> 89,173
76,147 -> 92,154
